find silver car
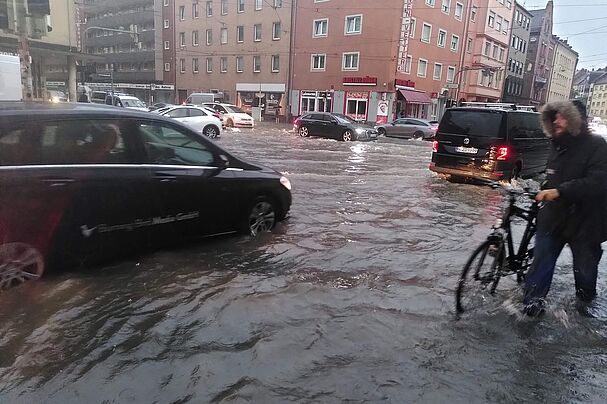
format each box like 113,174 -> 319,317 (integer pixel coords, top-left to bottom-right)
375,118 -> 438,140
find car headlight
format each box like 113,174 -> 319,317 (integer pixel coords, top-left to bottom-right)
280,176 -> 292,191
355,128 -> 366,135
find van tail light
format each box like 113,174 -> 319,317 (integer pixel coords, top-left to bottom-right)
432,140 -> 438,153
496,146 -> 509,161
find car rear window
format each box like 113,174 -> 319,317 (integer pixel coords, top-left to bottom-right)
439,110 -> 505,138
508,112 -> 544,139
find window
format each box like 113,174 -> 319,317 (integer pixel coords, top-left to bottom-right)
450,35 -> 459,52
410,18 -> 416,38
221,0 -> 227,15
206,57 -> 213,73
253,55 -> 261,72
441,0 -> 450,14
418,58 -> 428,77
496,16 -> 502,32
179,32 -> 185,47
484,40 -> 491,56
314,19 -> 328,37
140,123 -> 214,167
421,23 -> 432,43
471,6 -> 477,22
238,0 -> 244,13
237,26 -> 244,42
193,3 -> 199,18
447,66 -> 455,82
193,58 -> 199,73
221,28 -> 228,44
163,19 -> 169,29
236,56 -> 243,72
273,22 -> 281,40
455,2 -> 463,20
466,37 -> 472,53
345,15 -> 362,34
488,11 -> 495,27
163,0 -> 168,6
503,20 -> 509,34
499,47 -> 504,61
274,0 -> 282,6
405,55 -> 412,73
254,24 -> 262,41
193,30 -> 199,46
255,0 -> 262,10
437,29 -> 447,47
342,52 -> 359,71
492,44 -> 499,59
179,5 -> 185,20
206,1 -> 212,17
271,55 -> 279,72
206,29 -> 212,45
164,62 -> 170,72
180,58 -> 185,73
312,54 -> 326,70
220,57 -> 227,72
425,0 -> 435,6
506,0 -> 512,7
433,63 -> 442,80
164,41 -> 170,50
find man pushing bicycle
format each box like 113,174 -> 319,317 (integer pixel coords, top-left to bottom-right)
523,100 -> 607,316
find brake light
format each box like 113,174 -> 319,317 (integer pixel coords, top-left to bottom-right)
432,140 -> 438,153
294,117 -> 300,126
496,146 -> 509,161
213,113 -> 221,119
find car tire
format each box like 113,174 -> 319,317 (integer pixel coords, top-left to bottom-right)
241,196 -> 277,236
342,130 -> 354,142
299,126 -> 310,137
413,131 -> 424,139
0,242 -> 45,290
377,128 -> 386,136
203,125 -> 220,138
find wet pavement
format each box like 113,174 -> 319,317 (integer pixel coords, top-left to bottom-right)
1,124 -> 607,403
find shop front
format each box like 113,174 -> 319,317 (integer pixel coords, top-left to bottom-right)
236,83 -> 286,121
394,79 -> 432,120
299,90 -> 333,115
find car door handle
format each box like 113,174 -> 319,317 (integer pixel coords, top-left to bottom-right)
41,178 -> 75,186
154,174 -> 177,182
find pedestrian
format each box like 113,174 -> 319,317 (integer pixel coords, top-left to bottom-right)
78,89 -> 89,103
523,99 -> 607,316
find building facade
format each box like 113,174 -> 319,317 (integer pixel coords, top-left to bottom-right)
521,0 -> 554,105
81,0 -> 173,103
545,37 -> 577,103
573,68 -> 607,109
502,1 -> 531,103
589,75 -> 607,121
459,0 -> 514,103
172,0 -> 291,120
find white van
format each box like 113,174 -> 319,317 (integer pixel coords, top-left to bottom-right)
186,92 -> 218,105
106,94 -> 148,111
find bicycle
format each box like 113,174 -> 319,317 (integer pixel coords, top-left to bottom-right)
455,184 -> 539,314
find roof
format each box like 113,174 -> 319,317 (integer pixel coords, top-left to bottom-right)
574,70 -> 607,86
529,9 -> 545,32
595,74 -> 607,85
0,102 -> 159,120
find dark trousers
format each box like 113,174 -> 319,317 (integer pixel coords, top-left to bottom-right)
523,233 -> 602,305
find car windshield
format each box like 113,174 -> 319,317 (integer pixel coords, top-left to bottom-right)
440,110 -> 505,138
122,99 -> 146,108
332,113 -> 357,124
225,105 -> 246,114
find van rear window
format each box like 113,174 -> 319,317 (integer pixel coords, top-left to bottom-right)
440,110 -> 505,138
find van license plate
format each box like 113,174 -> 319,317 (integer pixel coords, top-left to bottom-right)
455,146 -> 478,154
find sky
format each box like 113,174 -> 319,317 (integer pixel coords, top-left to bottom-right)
521,0 -> 607,70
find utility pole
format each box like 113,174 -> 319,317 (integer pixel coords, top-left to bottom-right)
16,0 -> 33,100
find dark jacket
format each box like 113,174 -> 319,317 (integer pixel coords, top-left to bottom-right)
537,101 -> 607,243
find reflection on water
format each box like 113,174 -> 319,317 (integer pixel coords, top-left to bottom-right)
1,128 -> 606,402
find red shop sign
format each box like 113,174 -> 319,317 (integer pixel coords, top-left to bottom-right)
395,79 -> 416,88
343,76 -> 378,86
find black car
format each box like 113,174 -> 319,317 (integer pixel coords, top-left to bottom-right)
293,112 -> 378,141
430,106 -> 549,181
0,103 -> 291,289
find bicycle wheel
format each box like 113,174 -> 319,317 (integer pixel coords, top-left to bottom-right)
456,238 -> 505,313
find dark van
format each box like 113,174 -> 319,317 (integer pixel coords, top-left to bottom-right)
429,107 -> 549,181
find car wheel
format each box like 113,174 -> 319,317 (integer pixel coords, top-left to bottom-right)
0,242 -> 45,290
413,131 -> 424,139
377,127 -> 386,136
299,126 -> 310,137
342,130 -> 354,142
203,125 -> 219,138
242,197 -> 277,236
226,119 -> 234,128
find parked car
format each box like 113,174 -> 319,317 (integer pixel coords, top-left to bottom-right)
293,112 -> 379,141
430,106 -> 549,181
203,103 -> 255,128
90,91 -> 108,104
47,90 -> 68,103
149,102 -> 173,112
375,118 -> 438,139
0,102 -> 292,289
106,95 -> 148,111
159,105 -> 222,138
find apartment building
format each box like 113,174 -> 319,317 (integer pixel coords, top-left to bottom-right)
573,68 -> 607,109
589,75 -> 607,120
172,0 -> 291,120
81,0 -> 173,103
546,37 -> 578,103
502,1 -> 531,103
521,0 -> 555,105
291,0 -> 470,123
459,0 -> 515,103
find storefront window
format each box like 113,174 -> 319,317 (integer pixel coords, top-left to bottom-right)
300,91 -> 332,114
345,92 -> 368,121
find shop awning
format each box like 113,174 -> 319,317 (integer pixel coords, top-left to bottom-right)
398,89 -> 432,104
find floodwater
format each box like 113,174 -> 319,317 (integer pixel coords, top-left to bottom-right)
1,125 -> 606,403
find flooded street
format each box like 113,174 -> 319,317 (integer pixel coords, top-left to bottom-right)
2,125 -> 607,403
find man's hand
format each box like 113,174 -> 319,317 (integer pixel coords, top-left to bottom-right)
535,189 -> 560,201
